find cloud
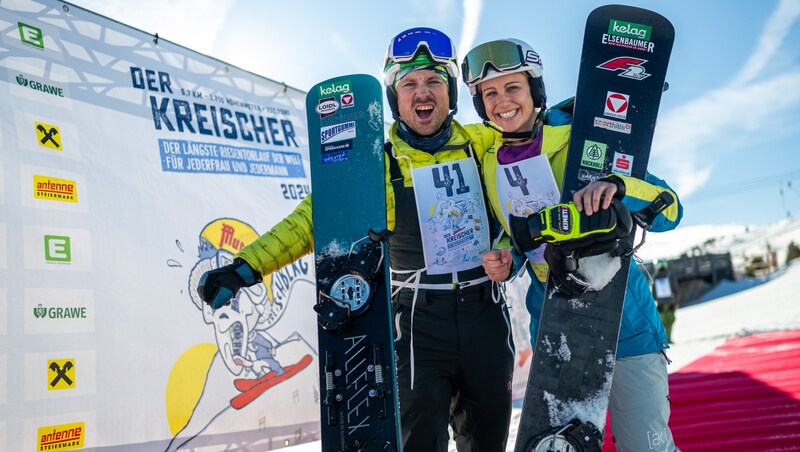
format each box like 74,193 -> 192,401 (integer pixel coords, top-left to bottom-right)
653,0 -> 800,198
70,0 -> 237,55
457,0 -> 482,60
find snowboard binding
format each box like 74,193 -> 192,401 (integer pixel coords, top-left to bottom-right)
315,229 -> 391,332
526,418 -> 602,452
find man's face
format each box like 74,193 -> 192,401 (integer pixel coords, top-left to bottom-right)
395,69 -> 450,136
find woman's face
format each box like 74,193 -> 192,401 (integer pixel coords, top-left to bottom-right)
479,72 -> 537,134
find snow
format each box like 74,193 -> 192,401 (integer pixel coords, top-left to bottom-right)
282,218 -> 800,452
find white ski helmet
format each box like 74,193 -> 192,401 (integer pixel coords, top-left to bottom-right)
461,38 -> 546,120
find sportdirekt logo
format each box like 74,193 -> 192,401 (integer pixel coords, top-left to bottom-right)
609,19 -> 651,40
34,175 -> 77,203
37,422 -> 85,451
319,80 -> 351,97
34,304 -> 87,319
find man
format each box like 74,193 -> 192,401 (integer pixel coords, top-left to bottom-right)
197,27 -> 514,452
653,259 -> 679,342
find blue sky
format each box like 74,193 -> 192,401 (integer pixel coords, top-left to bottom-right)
71,0 -> 800,227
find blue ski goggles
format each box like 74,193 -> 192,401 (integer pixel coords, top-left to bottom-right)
386,27 -> 456,66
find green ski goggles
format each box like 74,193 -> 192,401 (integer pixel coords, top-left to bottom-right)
462,40 -> 542,86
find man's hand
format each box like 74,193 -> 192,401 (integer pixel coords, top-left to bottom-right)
573,180 -> 620,215
197,258 -> 262,309
482,249 -> 512,282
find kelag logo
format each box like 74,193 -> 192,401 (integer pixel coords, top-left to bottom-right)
18,22 -> 44,49
44,235 -> 71,263
33,175 -> 77,203
319,80 -> 351,97
37,422 -> 85,451
608,19 -> 651,40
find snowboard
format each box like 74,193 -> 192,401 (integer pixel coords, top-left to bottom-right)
514,5 -> 674,451
306,74 -> 402,451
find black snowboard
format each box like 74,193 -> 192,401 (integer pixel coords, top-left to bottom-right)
515,5 -> 674,451
306,74 -> 402,451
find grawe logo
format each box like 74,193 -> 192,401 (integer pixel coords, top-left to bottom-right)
37,422 -> 85,451
581,140 -> 607,170
16,74 -> 65,97
45,235 -> 71,263
609,19 -> 651,40
33,303 -> 87,319
34,175 -> 77,203
18,22 -> 44,49
319,80 -> 350,97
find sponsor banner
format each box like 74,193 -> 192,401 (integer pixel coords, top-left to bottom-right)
36,422 -> 85,451
24,288 -> 94,335
597,56 -> 651,80
603,19 -> 654,53
24,350 -> 96,399
23,226 -> 92,271
2,0 -> 314,449
604,91 -> 629,119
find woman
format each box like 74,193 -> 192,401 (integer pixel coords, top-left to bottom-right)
463,38 -> 683,452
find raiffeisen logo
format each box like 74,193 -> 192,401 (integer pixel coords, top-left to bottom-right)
37,422 -> 85,451
319,80 -> 351,97
603,19 -> 654,53
34,175 -> 77,203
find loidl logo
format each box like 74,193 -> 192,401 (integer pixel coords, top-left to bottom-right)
604,91 -> 629,119
597,57 -> 651,80
316,97 -> 339,118
18,22 -> 44,49
319,80 -> 351,97
44,235 -> 71,263
37,422 -> 85,451
609,19 -> 651,40
34,175 -> 77,203
48,358 -> 76,391
340,93 -> 354,108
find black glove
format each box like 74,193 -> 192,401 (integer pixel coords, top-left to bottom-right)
544,244 -> 590,297
197,258 -> 262,309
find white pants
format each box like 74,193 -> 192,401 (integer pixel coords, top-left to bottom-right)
609,352 -> 678,452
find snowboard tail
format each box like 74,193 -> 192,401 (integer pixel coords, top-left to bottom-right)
306,74 -> 402,451
515,6 -> 674,451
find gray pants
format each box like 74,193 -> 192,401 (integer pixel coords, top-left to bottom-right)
609,352 -> 678,452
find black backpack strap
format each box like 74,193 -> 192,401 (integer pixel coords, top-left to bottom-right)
385,141 -> 402,181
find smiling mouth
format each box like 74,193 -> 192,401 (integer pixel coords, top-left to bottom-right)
498,109 -> 519,119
